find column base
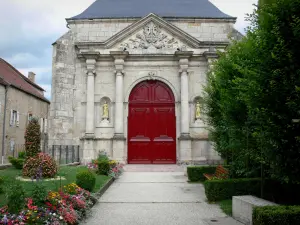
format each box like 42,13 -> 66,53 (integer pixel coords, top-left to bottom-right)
112,138 -> 126,163
113,133 -> 126,140
178,133 -> 191,140
179,136 -> 192,161
82,139 -> 96,164
83,133 -> 95,140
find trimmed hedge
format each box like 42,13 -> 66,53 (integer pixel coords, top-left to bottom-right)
76,170 -> 96,192
204,178 -> 261,202
97,160 -> 110,175
187,166 -> 217,182
8,156 -> 24,170
187,165 -> 231,182
253,206 -> 300,225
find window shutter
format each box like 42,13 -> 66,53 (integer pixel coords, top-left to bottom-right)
9,110 -> 13,126
16,111 -> 20,127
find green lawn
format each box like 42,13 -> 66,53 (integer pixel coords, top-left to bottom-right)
219,199 -> 232,216
0,166 -> 110,207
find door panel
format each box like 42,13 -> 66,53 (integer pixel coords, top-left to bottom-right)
128,81 -> 176,164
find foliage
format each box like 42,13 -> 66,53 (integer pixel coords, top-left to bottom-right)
31,182 -> 47,206
23,152 -> 58,178
97,151 -> 109,162
18,151 -> 26,159
0,177 -> 3,194
97,159 -> 110,176
253,206 -> 300,225
8,156 -> 24,170
204,0 -> 300,183
108,162 -> 125,178
0,182 -> 96,224
187,166 -> 218,182
24,117 -> 41,158
76,170 -> 96,192
219,199 -> 232,216
5,181 -> 25,214
204,178 -> 261,202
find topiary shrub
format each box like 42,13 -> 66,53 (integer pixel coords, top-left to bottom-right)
253,206 -> 300,225
23,153 -> 57,178
76,170 -> 96,192
24,117 -> 41,158
8,156 -> 25,170
97,160 -> 110,175
31,183 -> 47,206
18,151 -> 26,159
204,178 -> 261,202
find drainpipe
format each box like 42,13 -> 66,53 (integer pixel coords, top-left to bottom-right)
1,85 -> 8,164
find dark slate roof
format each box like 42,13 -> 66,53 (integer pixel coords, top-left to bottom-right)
69,0 -> 235,20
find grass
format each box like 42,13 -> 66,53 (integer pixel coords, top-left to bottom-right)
219,199 -> 232,216
0,166 -> 110,207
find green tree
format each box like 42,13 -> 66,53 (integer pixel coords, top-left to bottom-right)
24,117 -> 41,157
204,0 -> 300,183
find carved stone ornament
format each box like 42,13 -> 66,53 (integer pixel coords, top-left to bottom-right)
147,71 -> 156,80
120,22 -> 186,50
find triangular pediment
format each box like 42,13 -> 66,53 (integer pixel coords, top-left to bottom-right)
103,13 -> 201,50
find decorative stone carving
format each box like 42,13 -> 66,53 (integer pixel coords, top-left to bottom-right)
195,101 -> 201,120
102,101 -> 109,121
120,22 -> 186,50
148,71 -> 156,80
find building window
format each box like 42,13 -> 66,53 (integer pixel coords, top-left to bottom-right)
10,110 -> 19,127
10,140 -> 15,152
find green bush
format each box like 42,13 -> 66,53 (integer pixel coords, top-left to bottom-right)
0,176 -> 3,193
204,178 -> 261,202
97,151 -> 109,162
31,183 -> 47,206
76,170 -> 96,192
6,182 -> 25,213
187,166 -> 218,182
253,206 -> 300,225
8,156 -> 24,170
97,160 -> 110,175
18,151 -> 26,159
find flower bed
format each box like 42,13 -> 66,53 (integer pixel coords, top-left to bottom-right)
0,183 -> 97,224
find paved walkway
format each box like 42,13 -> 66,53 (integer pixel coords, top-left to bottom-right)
83,165 -> 242,225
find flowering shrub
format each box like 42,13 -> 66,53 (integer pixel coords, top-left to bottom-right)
108,162 -> 125,178
23,153 -> 58,178
0,183 -> 96,225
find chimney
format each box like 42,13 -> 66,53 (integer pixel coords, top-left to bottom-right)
28,72 -> 36,83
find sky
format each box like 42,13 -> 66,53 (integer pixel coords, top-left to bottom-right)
0,0 -> 257,100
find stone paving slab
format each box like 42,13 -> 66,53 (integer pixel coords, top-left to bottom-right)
204,217 -> 244,225
117,172 -> 186,183
83,203 -> 226,225
100,182 -> 206,203
124,165 -> 184,172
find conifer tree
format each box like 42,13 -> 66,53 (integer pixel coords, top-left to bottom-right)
24,117 -> 41,157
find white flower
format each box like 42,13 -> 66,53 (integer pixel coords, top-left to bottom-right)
53,213 -> 56,216
59,216 -> 63,220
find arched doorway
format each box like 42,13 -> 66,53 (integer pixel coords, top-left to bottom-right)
128,80 -> 176,164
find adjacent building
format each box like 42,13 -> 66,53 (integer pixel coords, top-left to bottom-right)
50,0 -> 240,164
0,58 -> 50,164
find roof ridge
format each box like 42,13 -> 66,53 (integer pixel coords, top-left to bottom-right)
0,58 -> 45,91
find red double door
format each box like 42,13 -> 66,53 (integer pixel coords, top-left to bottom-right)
128,80 -> 176,164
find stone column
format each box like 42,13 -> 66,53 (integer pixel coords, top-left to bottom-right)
78,51 -> 100,164
85,59 -> 96,137
110,51 -> 129,162
176,51 -> 193,162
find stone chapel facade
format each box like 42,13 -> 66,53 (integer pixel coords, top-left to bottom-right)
49,0 -> 239,164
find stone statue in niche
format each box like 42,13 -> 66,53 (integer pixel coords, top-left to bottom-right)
195,101 -> 201,120
102,101 -> 109,121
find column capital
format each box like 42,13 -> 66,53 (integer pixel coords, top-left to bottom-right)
110,51 -> 129,74
78,51 -> 100,60
176,51 -> 193,74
